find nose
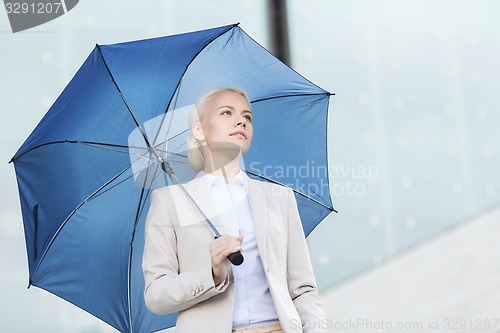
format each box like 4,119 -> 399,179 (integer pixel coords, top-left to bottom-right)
236,115 -> 247,127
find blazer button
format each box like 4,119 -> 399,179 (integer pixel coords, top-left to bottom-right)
195,287 -> 200,293
191,290 -> 196,296
199,285 -> 204,292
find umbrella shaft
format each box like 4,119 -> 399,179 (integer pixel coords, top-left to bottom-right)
162,161 -> 221,238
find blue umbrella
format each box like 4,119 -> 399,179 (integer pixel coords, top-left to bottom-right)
11,23 -> 336,333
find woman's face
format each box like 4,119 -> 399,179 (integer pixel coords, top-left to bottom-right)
194,90 -> 253,156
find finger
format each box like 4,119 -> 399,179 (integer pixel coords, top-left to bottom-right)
210,235 -> 242,260
213,235 -> 241,249
210,235 -> 232,248
211,242 -> 238,260
210,239 -> 237,255
235,234 -> 244,251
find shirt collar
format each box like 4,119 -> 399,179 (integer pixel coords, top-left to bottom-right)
200,169 -> 246,190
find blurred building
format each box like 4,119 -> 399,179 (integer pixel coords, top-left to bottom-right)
1,1 -> 499,332
321,205 -> 500,333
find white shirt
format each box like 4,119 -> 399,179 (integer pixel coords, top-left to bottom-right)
201,170 -> 279,328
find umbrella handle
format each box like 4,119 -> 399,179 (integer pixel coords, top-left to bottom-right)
215,236 -> 244,266
227,251 -> 244,266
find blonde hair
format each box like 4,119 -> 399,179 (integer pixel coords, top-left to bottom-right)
187,87 -> 250,172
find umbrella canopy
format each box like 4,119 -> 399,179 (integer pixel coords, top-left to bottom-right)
11,23 -> 335,333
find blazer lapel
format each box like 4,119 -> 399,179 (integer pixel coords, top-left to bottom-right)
244,174 -> 268,265
184,174 -> 227,235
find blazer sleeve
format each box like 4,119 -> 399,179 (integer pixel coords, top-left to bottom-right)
142,188 -> 229,315
286,188 -> 328,333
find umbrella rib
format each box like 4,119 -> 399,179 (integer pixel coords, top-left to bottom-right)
80,141 -> 165,165
80,140 -> 187,160
251,92 -> 331,105
96,45 -> 164,165
17,139 -> 188,202
137,24 -> 238,181
13,140 -> 161,167
152,132 -> 190,161
162,140 -> 188,157
84,161 -> 154,202
135,168 -> 163,221
164,128 -> 190,142
80,141 -> 138,152
161,24 -> 238,117
130,160 -> 166,243
126,155 -> 168,332
243,169 -> 337,213
143,129 -> 189,156
87,141 -> 176,202
241,27 -> 333,95
11,140 -> 131,162
127,182 -> 147,333
150,128 -> 190,153
151,79 -> 181,149
168,160 -> 191,166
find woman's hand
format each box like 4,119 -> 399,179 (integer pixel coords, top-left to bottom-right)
209,234 -> 244,285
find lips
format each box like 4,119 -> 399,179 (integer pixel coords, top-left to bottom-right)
230,130 -> 247,140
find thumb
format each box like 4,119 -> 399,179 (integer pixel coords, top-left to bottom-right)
236,234 -> 244,243
236,234 -> 244,250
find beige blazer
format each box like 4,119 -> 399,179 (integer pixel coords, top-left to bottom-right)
142,172 -> 327,333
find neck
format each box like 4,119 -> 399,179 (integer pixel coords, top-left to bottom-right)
203,153 -> 242,178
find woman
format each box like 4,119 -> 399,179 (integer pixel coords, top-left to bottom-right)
143,88 -> 327,333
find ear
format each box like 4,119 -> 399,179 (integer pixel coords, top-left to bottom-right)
191,121 -> 205,141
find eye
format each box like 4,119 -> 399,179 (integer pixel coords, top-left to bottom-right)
244,114 -> 252,122
220,109 -> 232,116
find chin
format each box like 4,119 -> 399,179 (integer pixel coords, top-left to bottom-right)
240,146 -> 250,155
